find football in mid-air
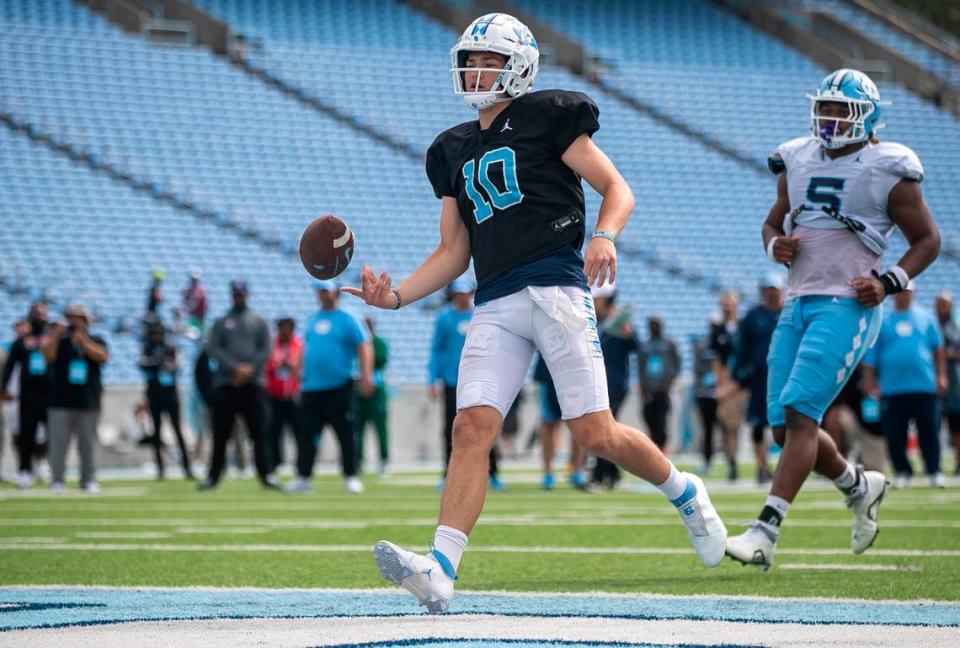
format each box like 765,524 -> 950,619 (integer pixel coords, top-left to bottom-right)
299,214 -> 354,279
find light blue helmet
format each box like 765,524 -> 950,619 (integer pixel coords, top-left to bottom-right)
807,69 -> 887,149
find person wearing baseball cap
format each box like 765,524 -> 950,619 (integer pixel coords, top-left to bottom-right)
285,279 -> 373,494
42,303 -> 108,493
199,280 -> 275,491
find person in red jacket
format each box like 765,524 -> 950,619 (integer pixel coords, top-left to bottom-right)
265,317 -> 303,473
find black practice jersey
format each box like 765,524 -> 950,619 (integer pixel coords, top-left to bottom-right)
425,90 -> 600,285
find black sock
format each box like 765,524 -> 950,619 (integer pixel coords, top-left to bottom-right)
758,505 -> 783,528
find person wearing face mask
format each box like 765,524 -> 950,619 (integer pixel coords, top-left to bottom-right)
2,303 -> 53,490
42,304 -> 109,494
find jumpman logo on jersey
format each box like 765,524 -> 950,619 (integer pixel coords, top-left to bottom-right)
501,119 -> 512,133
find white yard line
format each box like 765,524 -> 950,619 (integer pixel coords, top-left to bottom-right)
778,563 -> 921,572
0,541 -> 956,559
2,515 -> 960,529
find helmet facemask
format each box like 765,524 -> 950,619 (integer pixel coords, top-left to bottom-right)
809,97 -> 876,149
451,49 -> 531,110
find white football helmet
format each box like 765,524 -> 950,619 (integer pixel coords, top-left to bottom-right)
450,13 -> 539,110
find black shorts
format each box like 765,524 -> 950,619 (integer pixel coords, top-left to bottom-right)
946,412 -> 960,437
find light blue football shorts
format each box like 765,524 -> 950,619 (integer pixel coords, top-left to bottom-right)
767,295 -> 882,427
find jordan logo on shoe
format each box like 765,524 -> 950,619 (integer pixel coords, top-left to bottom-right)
420,567 -> 434,581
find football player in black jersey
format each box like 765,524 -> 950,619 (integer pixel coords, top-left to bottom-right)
344,13 -> 727,613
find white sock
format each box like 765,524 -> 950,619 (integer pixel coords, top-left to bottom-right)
765,495 -> 791,519
655,463 -> 690,503
432,524 -> 468,573
833,462 -> 858,493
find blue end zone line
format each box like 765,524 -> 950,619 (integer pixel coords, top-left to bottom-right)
1,589 -> 959,631
310,639 -> 751,648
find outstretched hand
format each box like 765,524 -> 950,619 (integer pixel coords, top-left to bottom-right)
341,265 -> 399,309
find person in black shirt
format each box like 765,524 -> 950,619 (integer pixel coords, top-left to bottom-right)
731,274 -> 784,484
590,283 -> 638,489
345,12 -> 727,613
42,304 -> 108,493
709,292 -> 742,481
1,302 -> 52,489
139,318 -> 193,480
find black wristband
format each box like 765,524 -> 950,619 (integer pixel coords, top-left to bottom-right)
391,289 -> 402,310
872,270 -> 901,296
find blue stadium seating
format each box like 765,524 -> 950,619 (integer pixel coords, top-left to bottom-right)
799,0 -> 960,87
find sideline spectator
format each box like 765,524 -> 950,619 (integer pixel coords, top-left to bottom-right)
862,283 -> 947,488
43,304 -> 108,494
182,270 -> 208,336
732,273 -> 784,484
535,355 -> 585,490
200,280 -> 274,490
286,280 -> 371,494
355,317 -> 390,476
637,314 -> 680,450
429,278 -> 504,491
590,283 -> 638,489
265,317 -> 303,473
710,291 -> 742,481
935,292 -> 960,476
139,318 -> 193,480
692,334 -> 720,474
2,302 -> 51,489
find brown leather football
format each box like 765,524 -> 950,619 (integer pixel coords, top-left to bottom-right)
299,215 -> 354,280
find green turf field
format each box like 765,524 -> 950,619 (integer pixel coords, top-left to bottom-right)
1,472 -> 957,601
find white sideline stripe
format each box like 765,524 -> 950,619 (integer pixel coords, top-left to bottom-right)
4,614 -> 959,648
0,541 -> 957,558
4,584 -> 956,607
778,563 -> 921,572
3,516 -> 960,529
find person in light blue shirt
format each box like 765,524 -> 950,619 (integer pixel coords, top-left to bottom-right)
286,280 -> 373,494
428,278 -> 502,490
863,284 -> 947,488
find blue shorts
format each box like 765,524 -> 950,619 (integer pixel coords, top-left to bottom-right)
767,296 -> 882,427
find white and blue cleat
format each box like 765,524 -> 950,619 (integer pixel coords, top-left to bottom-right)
672,473 -> 728,568
373,540 -> 455,614
846,468 -> 889,554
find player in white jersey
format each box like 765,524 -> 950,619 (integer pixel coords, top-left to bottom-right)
726,69 -> 941,569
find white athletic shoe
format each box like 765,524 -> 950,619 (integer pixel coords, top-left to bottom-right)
892,473 -> 910,489
345,476 -> 364,494
282,477 -> 313,493
16,471 -> 34,490
673,473 -> 727,567
931,472 -> 947,489
82,481 -> 100,495
846,468 -> 889,554
725,521 -> 779,570
50,481 -> 66,494
373,540 -> 454,614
